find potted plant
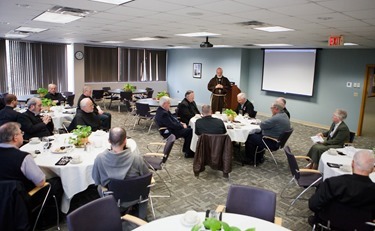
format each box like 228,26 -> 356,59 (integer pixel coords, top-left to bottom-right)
192,217 -> 255,231
69,125 -> 92,147
123,83 -> 136,92
37,87 -> 48,98
156,91 -> 169,100
223,109 -> 237,122
41,98 -> 56,112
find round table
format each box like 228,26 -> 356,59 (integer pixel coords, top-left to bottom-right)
133,212 -> 290,231
108,88 -> 147,94
20,132 -> 139,213
318,147 -> 375,182
137,98 -> 180,107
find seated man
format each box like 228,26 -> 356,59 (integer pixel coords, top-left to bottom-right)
0,94 -> 20,126
155,96 -> 195,158
235,93 -> 256,118
92,127 -> 149,219
245,102 -> 290,164
17,97 -> 53,140
177,90 -> 200,124
44,83 -> 66,105
68,98 -> 101,132
307,109 -> 350,169
77,86 -> 111,131
308,150 -> 375,227
195,105 -> 226,135
276,97 -> 290,119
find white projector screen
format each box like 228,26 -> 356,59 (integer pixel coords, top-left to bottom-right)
262,49 -> 317,96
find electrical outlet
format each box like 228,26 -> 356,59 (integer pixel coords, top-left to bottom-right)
353,83 -> 357,88
356,83 -> 360,88
346,82 -> 352,88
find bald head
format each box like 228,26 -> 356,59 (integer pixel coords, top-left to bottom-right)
80,98 -> 94,113
352,150 -> 375,176
201,105 -> 212,116
109,127 -> 127,147
276,97 -> 286,108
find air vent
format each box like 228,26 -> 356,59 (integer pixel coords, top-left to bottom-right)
153,36 -> 168,39
243,44 -> 255,46
49,6 -> 92,17
238,20 -> 265,26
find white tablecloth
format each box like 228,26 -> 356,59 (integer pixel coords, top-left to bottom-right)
189,115 -> 261,152
318,147 -> 375,182
133,212 -> 290,231
49,106 -> 75,129
20,132 -> 139,213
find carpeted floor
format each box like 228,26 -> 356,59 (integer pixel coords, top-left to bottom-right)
46,107 -> 375,231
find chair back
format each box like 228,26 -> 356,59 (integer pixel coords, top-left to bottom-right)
67,196 -> 122,231
278,128 -> 294,149
92,90 -> 104,100
120,91 -> 133,101
108,172 -> 152,207
102,87 -> 111,93
317,201 -> 373,231
284,146 -> 301,180
225,184 -> 276,222
63,91 -> 73,97
161,134 -> 176,163
66,94 -> 75,106
135,102 -> 152,117
30,90 -> 38,94
349,131 -> 355,143
146,89 -> 154,98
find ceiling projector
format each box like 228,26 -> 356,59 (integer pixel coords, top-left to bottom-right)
200,37 -> 213,48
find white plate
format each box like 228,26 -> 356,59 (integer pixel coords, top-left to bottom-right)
51,146 -> 73,154
29,140 -> 41,144
70,160 -> 82,164
180,216 -> 200,227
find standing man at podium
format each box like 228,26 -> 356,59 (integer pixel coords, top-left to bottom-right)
207,67 -> 231,113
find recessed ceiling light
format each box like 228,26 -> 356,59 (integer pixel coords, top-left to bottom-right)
90,0 -> 134,5
344,42 -> 358,46
214,45 -> 233,48
130,37 -> 159,41
254,26 -> 294,32
16,26 -> 48,33
176,32 -> 220,37
5,33 -> 29,38
254,43 -> 293,47
16,4 -> 30,8
33,12 -> 82,24
101,41 -> 124,44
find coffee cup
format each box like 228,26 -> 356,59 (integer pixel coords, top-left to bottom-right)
328,148 -> 337,155
183,210 -> 198,225
340,165 -> 352,172
71,155 -> 81,164
30,137 -> 40,144
215,111 -> 221,115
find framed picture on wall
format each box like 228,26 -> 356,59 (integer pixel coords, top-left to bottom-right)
193,63 -> 202,78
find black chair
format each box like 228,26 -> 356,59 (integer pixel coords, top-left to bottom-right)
119,91 -> 133,112
103,87 -> 120,109
30,90 -> 38,94
134,102 -> 156,133
62,91 -> 73,97
254,128 -> 294,166
216,184 -> 282,225
106,172 -> 154,219
146,89 -> 154,98
66,196 -> 147,231
66,94 -> 75,107
92,89 -> 105,108
281,146 -> 322,216
143,134 -> 176,198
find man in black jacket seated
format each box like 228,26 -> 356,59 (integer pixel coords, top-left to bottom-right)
235,93 -> 256,118
155,96 -> 194,158
195,105 -> 226,135
308,150 -> 375,227
17,97 -> 53,140
44,83 -> 66,106
0,94 -> 21,126
177,90 -> 200,124
68,98 -> 101,132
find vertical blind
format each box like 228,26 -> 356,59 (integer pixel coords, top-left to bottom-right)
7,40 -> 68,96
0,39 -> 7,93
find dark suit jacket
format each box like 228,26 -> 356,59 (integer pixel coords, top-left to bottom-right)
155,106 -> 183,134
77,94 -> 99,115
309,174 -> 375,218
283,107 -> 290,118
17,110 -> 53,140
44,92 -> 66,105
177,98 -> 200,124
0,106 -> 20,126
195,116 -> 226,135
68,109 -> 101,132
235,100 -> 256,118
322,122 -> 350,146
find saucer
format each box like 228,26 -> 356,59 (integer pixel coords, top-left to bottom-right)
29,140 -> 41,144
180,216 -> 200,227
70,160 -> 82,164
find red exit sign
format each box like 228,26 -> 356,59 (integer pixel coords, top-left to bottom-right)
328,35 -> 344,46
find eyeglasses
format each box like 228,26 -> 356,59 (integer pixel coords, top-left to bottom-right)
15,131 -> 24,137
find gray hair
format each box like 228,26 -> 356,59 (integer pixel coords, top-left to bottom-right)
237,93 -> 247,100
334,109 -> 347,120
27,97 -> 41,109
272,102 -> 284,111
0,122 -> 21,143
159,96 -> 170,107
201,105 -> 211,116
48,83 -> 56,90
109,127 -> 127,147
353,150 -> 375,173
185,90 -> 194,98
80,98 -> 91,108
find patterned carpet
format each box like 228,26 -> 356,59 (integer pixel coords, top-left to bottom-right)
47,107 -> 375,231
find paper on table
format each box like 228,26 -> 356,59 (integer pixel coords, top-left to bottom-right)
311,135 -> 324,143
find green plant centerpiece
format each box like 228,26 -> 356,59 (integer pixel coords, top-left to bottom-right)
123,83 -> 136,92
223,109 -> 237,122
41,98 -> 56,112
192,217 -> 255,231
37,87 -> 48,97
69,125 -> 92,148
156,91 -> 169,100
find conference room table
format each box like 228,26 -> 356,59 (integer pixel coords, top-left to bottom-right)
318,147 -> 375,182
17,94 -> 39,103
137,98 -> 180,107
20,131 -> 140,213
133,212 -> 290,231
189,114 -> 261,152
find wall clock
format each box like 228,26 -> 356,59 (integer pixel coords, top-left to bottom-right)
75,51 -> 84,60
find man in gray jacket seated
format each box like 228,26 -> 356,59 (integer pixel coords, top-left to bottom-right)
92,127 -> 150,219
245,102 -> 290,164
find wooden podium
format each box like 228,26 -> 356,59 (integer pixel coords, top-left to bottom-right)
225,84 -> 241,110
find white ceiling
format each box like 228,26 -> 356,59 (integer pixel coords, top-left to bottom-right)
1,0 -> 375,49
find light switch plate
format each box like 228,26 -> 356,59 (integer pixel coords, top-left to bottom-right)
346,82 -> 352,87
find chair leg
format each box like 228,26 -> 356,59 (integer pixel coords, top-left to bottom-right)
150,171 -> 171,198
53,195 -> 60,230
261,139 -> 278,166
280,177 -> 296,199
32,185 -> 51,231
148,195 -> 156,219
